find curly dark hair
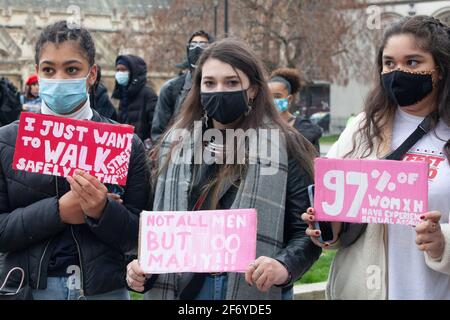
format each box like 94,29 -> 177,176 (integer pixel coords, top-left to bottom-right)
269,68 -> 302,95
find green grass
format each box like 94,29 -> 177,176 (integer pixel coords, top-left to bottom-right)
297,250 -> 336,284
319,135 -> 340,144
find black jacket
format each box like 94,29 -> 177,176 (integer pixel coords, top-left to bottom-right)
142,157 -> 322,298
150,72 -> 189,143
112,55 -> 158,142
0,111 -> 151,296
91,83 -> 117,121
293,117 -> 323,154
0,77 -> 21,127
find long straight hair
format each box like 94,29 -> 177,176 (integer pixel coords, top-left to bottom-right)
154,38 -> 317,209
347,15 -> 450,162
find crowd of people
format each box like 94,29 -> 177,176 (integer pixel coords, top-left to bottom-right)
0,15 -> 448,301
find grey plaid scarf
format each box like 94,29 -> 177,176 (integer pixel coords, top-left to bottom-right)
145,124 -> 288,300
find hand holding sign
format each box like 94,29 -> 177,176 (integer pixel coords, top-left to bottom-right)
301,208 -> 340,248
59,190 -> 85,225
415,211 -> 445,259
126,259 -> 147,293
67,170 -> 108,220
245,257 -> 289,292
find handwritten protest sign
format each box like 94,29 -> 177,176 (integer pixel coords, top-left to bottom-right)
139,209 -> 257,274
13,112 -> 134,185
314,158 -> 428,226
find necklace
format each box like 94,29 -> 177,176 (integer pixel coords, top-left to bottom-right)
204,141 -> 226,164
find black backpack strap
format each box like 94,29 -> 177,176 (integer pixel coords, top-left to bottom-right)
339,113 -> 433,248
384,114 -> 433,161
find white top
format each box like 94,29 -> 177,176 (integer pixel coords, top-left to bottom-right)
388,107 -> 450,300
41,96 -> 93,120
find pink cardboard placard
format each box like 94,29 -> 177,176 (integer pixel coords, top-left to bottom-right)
314,158 -> 428,226
139,209 -> 257,274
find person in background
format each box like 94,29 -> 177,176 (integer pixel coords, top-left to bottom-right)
150,30 -> 215,143
0,77 -> 21,127
268,68 -> 322,153
21,74 -> 41,113
89,65 -> 117,121
112,55 -> 158,147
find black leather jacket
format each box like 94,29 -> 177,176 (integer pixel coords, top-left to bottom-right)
0,111 -> 151,296
293,117 -> 322,154
142,156 -> 322,297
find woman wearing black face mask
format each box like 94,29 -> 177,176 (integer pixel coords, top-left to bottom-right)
126,39 -> 321,300
301,15 -> 450,300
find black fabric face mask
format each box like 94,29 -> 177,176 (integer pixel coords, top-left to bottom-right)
200,90 -> 249,125
381,69 -> 434,107
187,47 -> 204,69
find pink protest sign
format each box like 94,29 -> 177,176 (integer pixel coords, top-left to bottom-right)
139,209 -> 257,274
314,158 -> 428,226
13,112 -> 134,185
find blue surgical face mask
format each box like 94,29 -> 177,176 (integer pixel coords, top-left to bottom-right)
274,98 -> 289,112
39,72 -> 90,115
115,71 -> 130,86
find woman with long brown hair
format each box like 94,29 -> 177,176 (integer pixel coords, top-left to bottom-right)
303,15 -> 450,299
126,38 -> 321,300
